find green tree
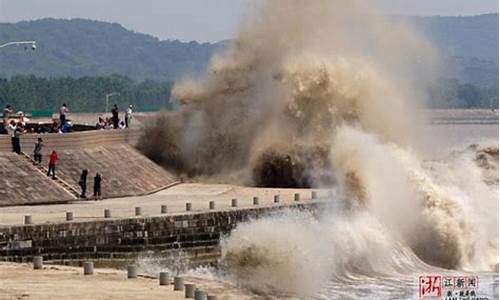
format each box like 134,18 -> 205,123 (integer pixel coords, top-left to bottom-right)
0,74 -> 173,113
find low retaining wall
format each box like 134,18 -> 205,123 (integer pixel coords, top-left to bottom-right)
0,201 -> 325,265
0,129 -> 141,153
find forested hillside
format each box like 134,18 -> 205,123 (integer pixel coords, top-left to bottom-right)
0,75 -> 173,113
410,13 -> 498,87
0,18 -> 222,81
0,15 -> 497,111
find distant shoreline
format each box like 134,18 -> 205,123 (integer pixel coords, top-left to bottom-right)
431,121 -> 498,125
425,109 -> 499,125
27,109 -> 499,125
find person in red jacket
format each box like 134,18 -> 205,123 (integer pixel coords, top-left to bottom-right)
47,150 -> 58,179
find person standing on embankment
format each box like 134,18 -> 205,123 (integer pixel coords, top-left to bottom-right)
59,103 -> 69,128
2,104 -> 13,134
9,122 -> 23,154
7,120 -> 17,153
111,104 -> 119,129
34,137 -> 43,163
79,169 -> 88,199
125,105 -> 133,128
47,150 -> 58,179
93,172 -> 102,200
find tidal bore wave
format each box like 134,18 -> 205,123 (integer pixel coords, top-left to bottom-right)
220,140 -> 498,297
138,0 -> 499,297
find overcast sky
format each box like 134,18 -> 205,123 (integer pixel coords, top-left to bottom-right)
0,0 -> 497,42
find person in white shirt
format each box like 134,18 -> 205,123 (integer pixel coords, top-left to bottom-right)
18,111 -> 29,126
7,120 -> 17,153
125,105 -> 133,128
59,103 -> 69,127
3,104 -> 13,133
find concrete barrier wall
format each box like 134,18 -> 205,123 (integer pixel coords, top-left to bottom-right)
32,112 -> 157,127
0,129 -> 141,154
0,202 -> 324,262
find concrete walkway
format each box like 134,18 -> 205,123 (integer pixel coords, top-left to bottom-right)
0,183 -> 328,226
0,262 -> 256,300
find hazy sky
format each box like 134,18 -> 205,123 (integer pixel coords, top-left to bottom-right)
0,0 -> 497,42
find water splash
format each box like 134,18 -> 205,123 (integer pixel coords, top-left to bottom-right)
137,0 -> 497,297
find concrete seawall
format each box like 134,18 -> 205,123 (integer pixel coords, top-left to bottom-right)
0,201 -> 325,266
0,128 -> 141,153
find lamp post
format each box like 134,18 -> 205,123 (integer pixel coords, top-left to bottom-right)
0,41 -> 36,50
105,92 -> 120,113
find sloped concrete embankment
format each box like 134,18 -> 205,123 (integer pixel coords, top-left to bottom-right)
0,153 -> 75,206
0,129 -> 178,206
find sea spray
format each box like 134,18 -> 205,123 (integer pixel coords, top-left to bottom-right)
331,126 -> 478,270
220,204 -> 433,296
137,0 -> 498,297
220,136 -> 498,296
138,0 -> 437,185
221,210 -> 333,297
135,245 -> 189,276
421,143 -> 499,270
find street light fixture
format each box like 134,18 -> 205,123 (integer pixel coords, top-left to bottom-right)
105,92 -> 120,113
0,41 -> 36,50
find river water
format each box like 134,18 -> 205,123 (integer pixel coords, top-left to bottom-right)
215,122 -> 499,300
317,123 -> 498,300
420,124 -> 499,160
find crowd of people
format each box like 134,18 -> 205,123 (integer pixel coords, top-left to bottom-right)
3,102 -> 134,134
32,143 -> 103,200
96,104 -> 133,130
2,102 -> 135,153
2,103 -> 70,155
2,103 -> 73,155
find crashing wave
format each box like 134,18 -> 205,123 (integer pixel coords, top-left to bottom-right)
138,0 -> 498,297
